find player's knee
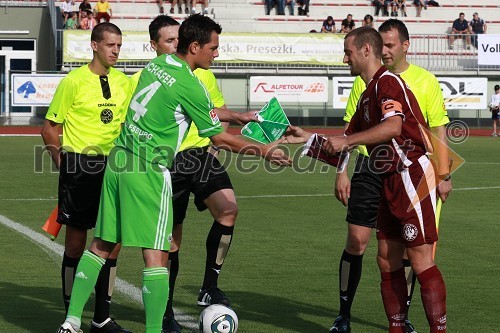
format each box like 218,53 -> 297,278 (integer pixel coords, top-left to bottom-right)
215,206 -> 238,226
346,234 -> 370,254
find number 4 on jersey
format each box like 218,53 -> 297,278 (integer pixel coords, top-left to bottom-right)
129,81 -> 161,122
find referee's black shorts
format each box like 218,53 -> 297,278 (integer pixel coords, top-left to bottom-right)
171,147 -> 233,225
57,152 -> 107,230
346,155 -> 382,228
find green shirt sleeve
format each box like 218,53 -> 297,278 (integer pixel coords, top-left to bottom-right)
45,75 -> 76,124
344,76 -> 366,123
182,78 -> 223,138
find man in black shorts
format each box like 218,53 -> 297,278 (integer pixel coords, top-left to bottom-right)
41,22 -> 131,333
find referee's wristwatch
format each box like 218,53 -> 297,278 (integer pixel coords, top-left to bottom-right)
438,173 -> 452,181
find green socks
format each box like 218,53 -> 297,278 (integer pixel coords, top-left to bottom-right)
143,267 -> 169,333
66,250 -> 105,330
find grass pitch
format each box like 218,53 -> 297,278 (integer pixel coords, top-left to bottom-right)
0,135 -> 498,332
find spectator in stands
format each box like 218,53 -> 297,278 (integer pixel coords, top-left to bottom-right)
297,0 -> 309,16
60,0 -> 74,26
392,0 -> 407,17
65,11 -> 78,29
191,0 -> 210,15
94,0 -> 112,23
167,0 -> 192,14
383,0 -> 391,16
469,12 -> 487,49
449,12 -> 471,50
340,14 -> 355,33
413,0 -> 426,17
266,0 -> 285,15
201,0 -> 210,15
373,0 -> 384,17
321,16 -> 336,33
285,0 -> 295,15
362,14 -> 374,27
80,10 -> 97,30
490,84 -> 500,136
78,0 -> 92,24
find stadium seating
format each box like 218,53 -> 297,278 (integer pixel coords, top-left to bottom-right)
89,0 -> 500,35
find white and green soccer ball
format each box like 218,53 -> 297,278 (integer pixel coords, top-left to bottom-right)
199,304 -> 238,333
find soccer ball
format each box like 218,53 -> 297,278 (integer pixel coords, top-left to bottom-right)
199,304 -> 238,333
489,102 -> 499,109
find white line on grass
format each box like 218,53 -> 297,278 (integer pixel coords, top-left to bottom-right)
0,214 -> 199,332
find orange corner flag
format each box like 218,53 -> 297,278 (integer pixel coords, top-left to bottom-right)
42,205 -> 62,240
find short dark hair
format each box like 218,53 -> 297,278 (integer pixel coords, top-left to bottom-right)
91,22 -> 122,42
378,19 -> 409,44
327,16 -> 333,21
86,10 -> 92,15
495,84 -> 500,90
345,26 -> 383,59
177,14 -> 222,55
149,15 -> 180,42
364,14 -> 373,22
459,12 -> 465,16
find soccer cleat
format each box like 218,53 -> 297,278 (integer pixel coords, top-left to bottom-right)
56,322 -> 83,333
197,287 -> 231,307
162,315 -> 182,333
90,318 -> 132,333
169,7 -> 174,14
329,315 -> 351,333
204,8 -> 209,15
191,7 -> 196,14
184,7 -> 189,14
492,132 -> 498,137
405,319 -> 417,333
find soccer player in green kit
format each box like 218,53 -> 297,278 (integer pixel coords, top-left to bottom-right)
131,16 -> 258,332
42,22 -> 131,333
56,14 -> 290,333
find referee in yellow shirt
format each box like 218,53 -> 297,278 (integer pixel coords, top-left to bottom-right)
41,23 -> 131,333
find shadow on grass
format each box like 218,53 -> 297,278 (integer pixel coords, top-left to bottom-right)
173,284 -> 387,332
0,281 -> 143,332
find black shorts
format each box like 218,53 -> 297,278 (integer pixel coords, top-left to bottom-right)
345,155 -> 382,228
57,152 -> 107,230
171,147 -> 233,225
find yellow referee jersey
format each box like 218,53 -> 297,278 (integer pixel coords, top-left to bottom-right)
46,65 -> 131,156
178,68 -> 225,151
345,64 -> 449,156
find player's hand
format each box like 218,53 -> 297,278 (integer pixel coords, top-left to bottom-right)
265,148 -> 292,166
236,111 -> 261,125
437,179 -> 452,202
323,136 -> 349,155
281,125 -> 313,144
335,171 -> 351,206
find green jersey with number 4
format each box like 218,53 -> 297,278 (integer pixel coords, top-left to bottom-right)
116,54 -> 223,167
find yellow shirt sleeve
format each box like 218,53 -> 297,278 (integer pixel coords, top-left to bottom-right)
423,73 -> 449,128
344,76 -> 366,123
45,75 -> 76,124
194,69 -> 225,108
